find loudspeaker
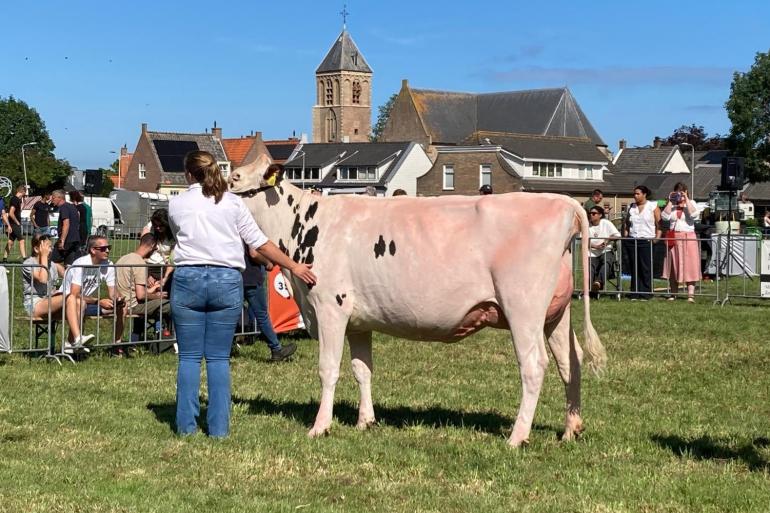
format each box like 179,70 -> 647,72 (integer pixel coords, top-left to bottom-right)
720,157 -> 745,190
84,169 -> 103,194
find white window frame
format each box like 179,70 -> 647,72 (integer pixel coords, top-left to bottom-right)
218,162 -> 230,178
479,164 -> 492,187
443,164 -> 455,190
138,163 -> 146,180
532,161 -> 563,178
579,165 -> 594,179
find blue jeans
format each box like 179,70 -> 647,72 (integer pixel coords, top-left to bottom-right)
244,285 -> 281,352
171,266 -> 243,437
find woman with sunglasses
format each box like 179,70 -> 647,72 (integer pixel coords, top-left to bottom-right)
587,206 -> 620,299
169,150 -> 316,438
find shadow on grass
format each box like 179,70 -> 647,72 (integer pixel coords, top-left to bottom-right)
147,402 -> 210,435
231,395 -> 561,437
652,434 -> 770,472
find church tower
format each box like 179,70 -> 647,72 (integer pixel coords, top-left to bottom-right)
312,28 -> 373,143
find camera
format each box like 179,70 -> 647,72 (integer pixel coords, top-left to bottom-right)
670,192 -> 682,203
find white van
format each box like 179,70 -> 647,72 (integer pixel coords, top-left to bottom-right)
84,196 -> 122,234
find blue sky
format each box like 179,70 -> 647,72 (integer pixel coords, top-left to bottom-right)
2,0 -> 768,169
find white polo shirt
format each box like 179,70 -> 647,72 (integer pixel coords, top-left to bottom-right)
169,184 -> 269,271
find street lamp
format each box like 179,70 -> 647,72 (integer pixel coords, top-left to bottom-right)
679,142 -> 695,198
293,149 -> 306,190
21,142 -> 38,194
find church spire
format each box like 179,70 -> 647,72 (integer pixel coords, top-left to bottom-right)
316,29 -> 372,74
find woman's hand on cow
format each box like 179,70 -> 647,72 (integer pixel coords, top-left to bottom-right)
290,263 -> 317,286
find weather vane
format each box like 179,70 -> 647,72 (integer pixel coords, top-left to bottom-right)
340,4 -> 349,29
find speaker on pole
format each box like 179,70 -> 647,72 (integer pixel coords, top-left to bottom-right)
83,169 -> 103,194
720,157 -> 745,190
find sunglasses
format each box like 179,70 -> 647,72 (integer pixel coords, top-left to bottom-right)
93,245 -> 111,251
590,211 -> 602,216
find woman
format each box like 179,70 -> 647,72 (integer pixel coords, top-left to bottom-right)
141,209 -> 175,289
21,234 -> 65,318
587,206 -> 620,299
661,182 -> 700,302
169,150 -> 316,438
622,185 -> 661,300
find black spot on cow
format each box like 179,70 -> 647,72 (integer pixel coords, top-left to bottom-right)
293,248 -> 301,262
291,214 -> 302,239
389,240 -> 396,256
287,195 -> 294,206
265,188 -> 280,207
278,239 -> 289,256
304,201 -> 319,222
335,294 -> 343,306
304,247 -> 314,265
278,185 -> 285,195
300,226 -> 319,251
374,235 -> 386,258
293,204 -> 299,214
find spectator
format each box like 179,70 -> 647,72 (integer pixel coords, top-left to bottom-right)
3,185 -> 27,263
479,184 -> 493,195
621,185 -> 661,301
764,210 -> 770,232
243,245 -> 296,361
50,189 -> 81,266
365,186 -> 377,196
584,188 -> 613,218
309,186 -> 322,197
69,191 -> 90,245
116,233 -> 170,329
392,189 -> 407,197
31,193 -> 53,236
22,233 -> 65,318
141,209 -> 175,290
661,182 -> 701,303
59,235 -> 124,353
169,152 -> 316,438
587,206 -> 620,299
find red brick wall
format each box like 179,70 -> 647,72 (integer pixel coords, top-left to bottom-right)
122,135 -> 161,192
417,151 -> 522,196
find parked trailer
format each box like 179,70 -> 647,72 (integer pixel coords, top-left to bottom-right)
110,190 -> 169,236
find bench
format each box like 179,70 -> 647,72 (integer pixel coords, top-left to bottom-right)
15,313 -> 142,351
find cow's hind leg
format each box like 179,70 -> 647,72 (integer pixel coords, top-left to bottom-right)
545,309 -> 584,441
308,312 -> 347,438
348,331 -> 375,429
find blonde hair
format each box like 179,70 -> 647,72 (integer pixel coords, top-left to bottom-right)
184,150 -> 228,203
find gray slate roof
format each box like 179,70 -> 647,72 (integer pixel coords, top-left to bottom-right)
147,131 -> 227,185
465,132 -> 609,163
316,30 -> 372,74
612,147 -> 677,174
409,87 -> 604,146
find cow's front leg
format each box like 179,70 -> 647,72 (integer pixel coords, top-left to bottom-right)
348,331 -> 375,430
308,314 -> 347,438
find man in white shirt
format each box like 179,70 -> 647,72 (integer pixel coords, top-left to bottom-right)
60,235 -> 124,352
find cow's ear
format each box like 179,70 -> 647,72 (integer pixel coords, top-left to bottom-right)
263,164 -> 285,187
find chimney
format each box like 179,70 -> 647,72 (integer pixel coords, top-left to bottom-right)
212,126 -> 222,140
653,136 -> 662,149
619,139 -> 627,150
401,79 -> 409,90
120,144 -> 128,156
141,123 -> 148,134
254,131 -> 262,141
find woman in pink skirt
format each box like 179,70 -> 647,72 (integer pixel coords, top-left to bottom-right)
661,182 -> 701,302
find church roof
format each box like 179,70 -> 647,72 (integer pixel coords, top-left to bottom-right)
316,30 -> 372,74
407,86 -> 605,146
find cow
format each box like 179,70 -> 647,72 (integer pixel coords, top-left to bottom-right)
229,155 -> 606,447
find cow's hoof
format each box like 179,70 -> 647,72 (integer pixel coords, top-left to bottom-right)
562,417 -> 584,441
356,418 -> 376,431
507,436 -> 530,448
307,426 -> 330,438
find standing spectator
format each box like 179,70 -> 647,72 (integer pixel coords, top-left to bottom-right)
584,189 -> 613,218
141,209 -> 176,290
479,184 -> 493,195
392,189 -> 407,197
50,190 -> 81,266
661,182 -> 701,303
3,185 -> 27,263
763,210 -> 770,233
59,235 -> 124,353
22,233 -> 65,318
242,245 -> 296,361
69,191 -> 90,245
587,206 -> 620,298
622,185 -> 661,300
31,193 -> 52,236
169,151 -> 316,438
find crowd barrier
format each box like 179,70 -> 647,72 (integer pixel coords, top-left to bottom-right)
1,261 -> 263,363
574,233 -> 770,304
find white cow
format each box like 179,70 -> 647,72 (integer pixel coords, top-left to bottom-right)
230,156 -> 605,447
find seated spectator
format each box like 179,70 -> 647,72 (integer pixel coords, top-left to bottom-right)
116,233 -> 170,329
59,235 -> 124,353
587,206 -> 620,298
243,246 -> 296,361
22,234 -> 66,318
141,209 -> 175,291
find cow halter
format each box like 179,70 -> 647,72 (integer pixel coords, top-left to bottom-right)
233,185 -> 274,197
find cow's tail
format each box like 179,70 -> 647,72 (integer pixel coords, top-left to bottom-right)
576,203 -> 607,374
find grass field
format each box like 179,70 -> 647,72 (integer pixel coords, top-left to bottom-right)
1,297 -> 769,512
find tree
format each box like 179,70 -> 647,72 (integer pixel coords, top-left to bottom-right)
0,96 -> 72,193
99,162 -> 116,196
726,50 -> 770,182
660,124 -> 726,151
370,93 -> 398,142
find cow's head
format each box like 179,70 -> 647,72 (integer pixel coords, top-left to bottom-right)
228,153 -> 282,194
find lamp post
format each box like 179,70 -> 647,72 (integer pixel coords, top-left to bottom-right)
293,149 -> 306,190
679,142 -> 695,198
21,142 -> 38,194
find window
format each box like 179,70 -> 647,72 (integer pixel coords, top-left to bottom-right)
170,190 -> 179,196
338,166 -> 376,181
532,162 -> 562,177
352,81 -> 361,104
443,164 -> 454,190
579,165 -> 594,179
286,167 -> 320,181
218,162 -> 230,178
139,163 -> 146,180
326,109 -> 337,142
480,164 -> 492,187
325,79 -> 333,105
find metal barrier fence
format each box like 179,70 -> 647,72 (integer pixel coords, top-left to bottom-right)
1,261 -> 264,363
574,233 -> 769,304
